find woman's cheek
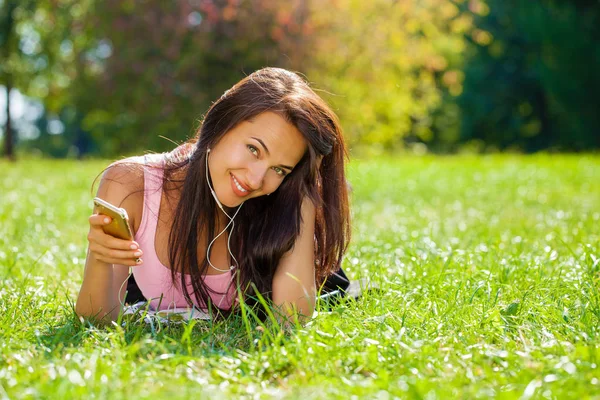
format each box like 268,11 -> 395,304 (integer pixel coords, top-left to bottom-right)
229,146 -> 250,167
267,178 -> 284,194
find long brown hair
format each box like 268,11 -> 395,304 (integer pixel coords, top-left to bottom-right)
162,68 -> 350,314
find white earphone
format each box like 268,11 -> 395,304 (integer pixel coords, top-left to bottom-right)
205,148 -> 244,273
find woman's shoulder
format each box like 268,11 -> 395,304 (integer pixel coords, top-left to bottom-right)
101,156 -> 146,190
96,155 -> 152,232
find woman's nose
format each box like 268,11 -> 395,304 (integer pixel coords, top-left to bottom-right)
247,163 -> 268,190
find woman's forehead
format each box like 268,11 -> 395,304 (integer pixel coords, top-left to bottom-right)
240,112 -> 307,162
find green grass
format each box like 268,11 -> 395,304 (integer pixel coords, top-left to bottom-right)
1,154 -> 599,399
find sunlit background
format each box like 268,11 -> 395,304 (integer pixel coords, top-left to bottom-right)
1,3 -> 600,397
1,0 -> 599,159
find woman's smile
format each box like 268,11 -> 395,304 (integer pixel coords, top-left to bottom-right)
230,173 -> 253,197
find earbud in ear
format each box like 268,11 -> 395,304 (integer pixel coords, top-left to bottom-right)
207,148 -> 211,153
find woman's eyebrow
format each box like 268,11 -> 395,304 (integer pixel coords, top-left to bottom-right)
251,136 -> 294,171
251,137 -> 270,155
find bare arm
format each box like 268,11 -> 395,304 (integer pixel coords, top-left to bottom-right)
75,163 -> 142,323
271,198 -> 317,323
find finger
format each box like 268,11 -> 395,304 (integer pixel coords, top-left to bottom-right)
90,246 -> 143,261
96,256 -> 143,267
89,214 -> 112,226
87,220 -> 139,250
89,231 -> 140,251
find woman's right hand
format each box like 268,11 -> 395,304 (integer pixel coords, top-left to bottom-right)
87,214 -> 143,266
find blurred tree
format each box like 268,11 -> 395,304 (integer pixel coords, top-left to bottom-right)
70,0 -> 313,156
0,0 -> 31,161
0,0 -> 98,159
458,0 -> 600,151
3,0 -> 478,157
305,0 -> 474,153
8,0 -> 599,156
37,0 -> 473,156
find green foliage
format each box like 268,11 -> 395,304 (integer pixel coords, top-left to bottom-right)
458,0 -> 600,151
4,0 -> 314,156
307,0 -> 474,152
0,0 -> 99,157
70,0 -> 312,155
1,155 -> 599,397
0,0 -> 35,92
5,0 -> 599,155
6,0 -> 474,156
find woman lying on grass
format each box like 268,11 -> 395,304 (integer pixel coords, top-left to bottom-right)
75,67 -> 351,325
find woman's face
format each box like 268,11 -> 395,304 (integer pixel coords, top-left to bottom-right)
207,111 -> 308,207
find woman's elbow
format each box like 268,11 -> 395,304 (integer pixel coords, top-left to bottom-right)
74,297 -> 116,325
272,295 -> 316,325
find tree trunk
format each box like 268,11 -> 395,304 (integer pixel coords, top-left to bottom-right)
2,0 -> 17,161
4,81 -> 15,161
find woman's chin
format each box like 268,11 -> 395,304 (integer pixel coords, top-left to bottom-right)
222,201 -> 243,209
215,186 -> 265,208
219,194 -> 246,208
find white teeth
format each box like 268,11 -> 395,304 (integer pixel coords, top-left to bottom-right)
232,175 -> 247,192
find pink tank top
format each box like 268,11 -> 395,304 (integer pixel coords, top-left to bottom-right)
132,154 -> 236,311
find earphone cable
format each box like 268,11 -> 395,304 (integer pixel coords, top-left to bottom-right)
205,148 -> 244,273
119,266 -> 133,310
205,202 -> 243,272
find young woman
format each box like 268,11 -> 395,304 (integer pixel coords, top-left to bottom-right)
75,67 -> 351,323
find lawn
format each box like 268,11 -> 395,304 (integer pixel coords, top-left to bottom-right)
1,154 -> 599,399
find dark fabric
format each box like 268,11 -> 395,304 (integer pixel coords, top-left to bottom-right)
125,267 -> 352,304
321,268 -> 351,293
125,274 -> 147,304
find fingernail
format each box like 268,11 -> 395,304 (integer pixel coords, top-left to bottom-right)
135,258 -> 143,264
134,251 -> 142,257
104,217 -> 110,224
130,244 -> 138,250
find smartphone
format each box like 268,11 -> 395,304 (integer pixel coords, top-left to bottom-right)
93,197 -> 133,240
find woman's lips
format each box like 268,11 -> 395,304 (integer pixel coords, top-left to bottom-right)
230,173 -> 252,197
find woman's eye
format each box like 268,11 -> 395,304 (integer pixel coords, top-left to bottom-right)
273,167 -> 287,177
247,145 -> 258,156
